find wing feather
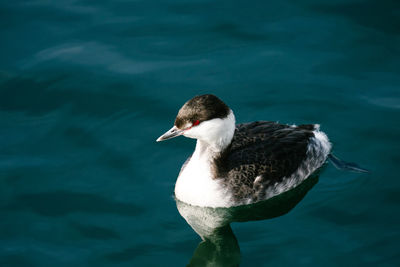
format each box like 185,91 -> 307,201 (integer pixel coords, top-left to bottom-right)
215,121 -> 316,202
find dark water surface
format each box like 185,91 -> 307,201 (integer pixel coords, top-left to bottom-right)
1,1 -> 400,266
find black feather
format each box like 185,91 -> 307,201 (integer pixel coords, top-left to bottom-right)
213,121 -> 316,203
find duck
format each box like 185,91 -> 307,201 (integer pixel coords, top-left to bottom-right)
157,94 -> 331,207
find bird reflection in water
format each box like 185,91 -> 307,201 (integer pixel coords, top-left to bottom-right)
176,173 -> 320,267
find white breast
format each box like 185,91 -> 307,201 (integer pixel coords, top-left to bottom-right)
174,142 -> 232,207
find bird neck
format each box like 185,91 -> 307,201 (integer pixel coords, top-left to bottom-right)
194,110 -> 236,157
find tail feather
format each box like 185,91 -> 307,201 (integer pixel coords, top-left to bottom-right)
328,154 -> 370,173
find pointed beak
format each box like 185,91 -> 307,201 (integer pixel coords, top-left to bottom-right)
156,126 -> 184,142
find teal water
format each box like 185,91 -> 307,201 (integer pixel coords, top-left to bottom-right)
1,1 -> 400,266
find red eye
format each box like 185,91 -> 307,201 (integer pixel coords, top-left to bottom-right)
193,120 -> 200,126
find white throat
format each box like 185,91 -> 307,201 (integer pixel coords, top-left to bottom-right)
186,110 -> 236,153
175,110 -> 236,207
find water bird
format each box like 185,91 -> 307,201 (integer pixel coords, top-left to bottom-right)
156,94 -> 364,207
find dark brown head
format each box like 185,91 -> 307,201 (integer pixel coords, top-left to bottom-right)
174,94 -> 230,129
156,95 -> 234,145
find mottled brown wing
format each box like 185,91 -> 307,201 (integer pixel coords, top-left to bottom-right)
218,121 -> 315,202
